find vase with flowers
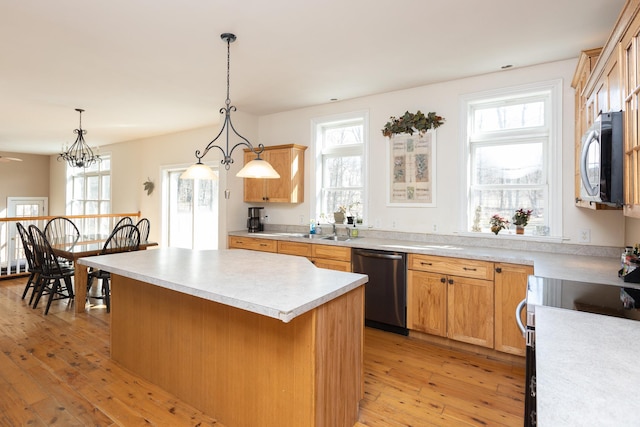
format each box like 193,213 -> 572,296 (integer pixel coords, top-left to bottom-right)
489,214 -> 509,235
512,208 -> 532,234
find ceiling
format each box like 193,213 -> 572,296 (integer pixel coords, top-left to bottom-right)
0,0 -> 626,155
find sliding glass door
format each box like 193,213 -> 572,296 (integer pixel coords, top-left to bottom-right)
165,169 -> 218,250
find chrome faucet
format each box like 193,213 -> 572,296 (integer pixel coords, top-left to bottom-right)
332,223 -> 337,236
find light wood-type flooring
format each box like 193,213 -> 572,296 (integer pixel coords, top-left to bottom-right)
0,276 -> 524,426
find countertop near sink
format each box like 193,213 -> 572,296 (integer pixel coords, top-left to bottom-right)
536,306 -> 640,426
229,230 -> 623,286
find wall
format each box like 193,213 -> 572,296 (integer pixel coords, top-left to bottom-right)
0,152 -> 50,216
257,58 -> 625,248
43,58 -> 630,249
48,111 -> 257,249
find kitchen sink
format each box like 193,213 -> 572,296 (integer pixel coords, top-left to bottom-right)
321,235 -> 351,241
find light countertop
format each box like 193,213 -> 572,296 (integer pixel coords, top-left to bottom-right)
536,306 -> 640,426
230,231 -> 623,286
78,247 -> 368,323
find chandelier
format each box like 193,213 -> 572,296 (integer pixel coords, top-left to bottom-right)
181,33 -> 280,180
58,108 -> 101,168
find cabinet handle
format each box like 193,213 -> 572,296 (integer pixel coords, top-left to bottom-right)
440,277 -> 446,283
259,243 -> 268,246
495,267 -> 502,273
420,261 -> 433,266
448,279 -> 454,285
463,267 -> 477,271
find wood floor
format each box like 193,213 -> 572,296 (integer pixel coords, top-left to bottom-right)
0,276 -> 524,426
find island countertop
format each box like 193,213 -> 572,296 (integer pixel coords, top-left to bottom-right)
536,305 -> 640,426
78,247 -> 368,322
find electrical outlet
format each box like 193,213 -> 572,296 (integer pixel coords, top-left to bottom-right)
299,215 -> 304,225
432,224 -> 438,233
374,219 -> 381,228
579,228 -> 591,243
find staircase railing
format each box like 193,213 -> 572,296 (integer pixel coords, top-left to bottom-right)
0,212 -> 141,279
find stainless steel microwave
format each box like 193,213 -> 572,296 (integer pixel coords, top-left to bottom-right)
579,111 -> 624,206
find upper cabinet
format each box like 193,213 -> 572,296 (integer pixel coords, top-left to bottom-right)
572,0 -> 640,214
622,10 -> 640,217
243,144 -> 307,203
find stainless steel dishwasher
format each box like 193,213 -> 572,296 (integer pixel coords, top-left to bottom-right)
352,248 -> 407,335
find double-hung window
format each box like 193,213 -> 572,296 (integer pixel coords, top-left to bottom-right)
65,155 -> 111,235
313,112 -> 367,224
463,81 -> 562,236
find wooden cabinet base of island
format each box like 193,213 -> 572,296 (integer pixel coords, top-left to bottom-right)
110,275 -> 364,427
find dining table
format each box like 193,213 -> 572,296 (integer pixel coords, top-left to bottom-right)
49,234 -> 157,313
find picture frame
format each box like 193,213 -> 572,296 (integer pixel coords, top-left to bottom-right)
386,130 -> 436,207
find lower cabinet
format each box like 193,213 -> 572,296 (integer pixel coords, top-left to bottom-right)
310,244 -> 351,272
230,236 -> 351,272
407,254 -> 495,349
494,262 -> 532,356
407,254 -> 530,355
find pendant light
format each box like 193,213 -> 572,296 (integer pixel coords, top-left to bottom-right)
181,33 -> 280,180
58,108 -> 101,168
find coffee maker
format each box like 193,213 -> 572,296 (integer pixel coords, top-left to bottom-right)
247,207 -> 264,233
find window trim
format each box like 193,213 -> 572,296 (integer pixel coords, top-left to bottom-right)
458,80 -> 563,239
311,110 -> 369,225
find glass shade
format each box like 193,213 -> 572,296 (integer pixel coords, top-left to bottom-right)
180,163 -> 219,180
236,158 -> 280,179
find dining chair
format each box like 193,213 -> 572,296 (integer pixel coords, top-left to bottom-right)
16,222 -> 42,305
44,216 -> 80,244
87,224 -> 140,313
44,217 -> 81,268
135,218 -> 150,243
28,225 -> 75,315
113,216 -> 133,230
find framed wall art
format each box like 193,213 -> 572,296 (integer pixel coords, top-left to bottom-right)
386,130 -> 436,207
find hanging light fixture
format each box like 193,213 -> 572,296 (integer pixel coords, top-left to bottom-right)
181,33 -> 280,180
58,108 -> 101,168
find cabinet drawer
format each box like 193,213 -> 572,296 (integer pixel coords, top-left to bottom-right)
408,254 -> 494,280
228,236 -> 277,253
311,244 -> 351,262
311,257 -> 351,272
278,241 -> 311,257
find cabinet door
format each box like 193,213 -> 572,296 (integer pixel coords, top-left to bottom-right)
407,270 -> 447,337
243,150 -> 267,202
263,149 -> 293,203
494,263 -> 532,356
447,276 -> 494,348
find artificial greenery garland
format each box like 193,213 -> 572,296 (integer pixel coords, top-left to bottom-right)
381,110 -> 445,137
381,110 -> 444,137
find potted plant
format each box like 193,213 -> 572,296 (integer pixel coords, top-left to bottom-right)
381,110 -> 445,137
512,208 -> 533,234
489,214 -> 509,235
333,206 -> 347,224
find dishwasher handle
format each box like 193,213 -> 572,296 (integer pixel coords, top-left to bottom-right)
515,298 -> 527,337
353,249 -> 404,260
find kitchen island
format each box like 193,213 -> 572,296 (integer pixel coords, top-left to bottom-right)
78,247 -> 368,427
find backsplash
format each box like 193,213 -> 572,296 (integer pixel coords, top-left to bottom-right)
261,224 -> 621,258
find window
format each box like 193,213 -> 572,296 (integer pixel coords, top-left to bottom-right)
462,81 -> 562,237
65,155 -> 111,235
313,112 -> 368,224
